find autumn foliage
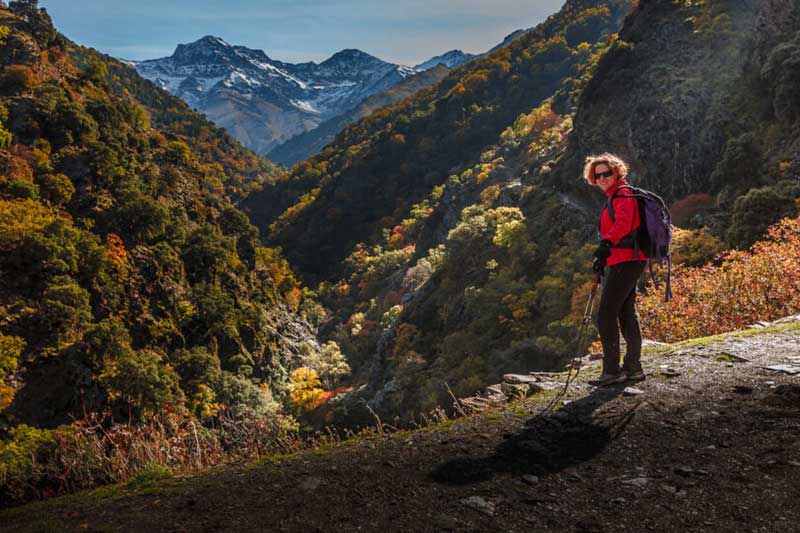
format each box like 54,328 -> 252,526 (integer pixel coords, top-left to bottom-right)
0,2 -> 320,506
639,216 -> 800,342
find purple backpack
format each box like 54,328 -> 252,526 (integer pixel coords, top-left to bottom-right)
607,185 -> 674,302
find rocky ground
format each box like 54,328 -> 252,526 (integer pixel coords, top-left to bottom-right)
2,321 -> 800,532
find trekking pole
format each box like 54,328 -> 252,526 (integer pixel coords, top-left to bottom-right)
543,272 -> 601,412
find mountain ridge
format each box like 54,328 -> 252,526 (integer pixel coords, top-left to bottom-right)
132,28 -> 535,161
267,64 -> 453,166
132,36 -> 417,154
265,27 -> 535,165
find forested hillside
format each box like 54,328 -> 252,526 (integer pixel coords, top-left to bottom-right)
243,0 -> 634,281
66,44 -> 284,200
3,0 -> 800,510
243,0 -> 633,421
0,1 -> 336,505
244,0 -> 800,425
549,0 -> 800,234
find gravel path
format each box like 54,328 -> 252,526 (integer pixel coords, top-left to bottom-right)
3,326 -> 799,532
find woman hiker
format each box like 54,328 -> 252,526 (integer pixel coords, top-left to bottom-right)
584,153 -> 648,386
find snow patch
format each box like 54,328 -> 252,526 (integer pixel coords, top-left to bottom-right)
291,99 -> 320,114
250,60 -> 308,89
397,65 -> 418,77
228,70 -> 260,88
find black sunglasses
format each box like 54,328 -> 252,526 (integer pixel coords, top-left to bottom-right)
594,170 -> 614,180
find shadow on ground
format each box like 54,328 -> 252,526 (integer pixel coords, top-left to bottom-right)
431,385 -> 640,485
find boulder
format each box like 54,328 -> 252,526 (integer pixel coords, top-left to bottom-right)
460,496 -> 496,516
502,374 -> 544,393
501,382 -> 530,398
623,387 -> 644,396
485,384 -> 504,396
765,365 -> 800,375
503,373 -> 541,385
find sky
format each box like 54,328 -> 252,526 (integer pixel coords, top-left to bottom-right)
39,0 -> 565,66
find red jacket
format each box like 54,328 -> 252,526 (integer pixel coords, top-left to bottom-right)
600,179 -> 648,266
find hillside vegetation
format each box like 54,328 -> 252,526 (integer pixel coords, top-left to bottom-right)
0,1 -> 335,506
65,45 -> 284,201
2,319 -> 799,531
3,0 -> 800,511
243,0 -> 634,282
244,0 -> 800,425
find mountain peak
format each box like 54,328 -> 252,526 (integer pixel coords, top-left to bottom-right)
134,37 -> 416,155
180,35 -> 232,52
171,35 -> 235,63
196,35 -> 230,47
322,48 -> 384,66
413,49 -> 475,71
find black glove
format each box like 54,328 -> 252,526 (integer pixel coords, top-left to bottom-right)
592,240 -> 612,272
593,240 -> 612,261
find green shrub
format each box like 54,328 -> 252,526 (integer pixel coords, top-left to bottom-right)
37,172 -> 74,205
726,180 -> 800,248
100,348 -> 184,416
182,225 -> 235,283
0,333 -> 24,379
762,32 -> 800,122
0,424 -> 68,502
40,275 -> 92,334
0,178 -> 39,200
1,64 -> 36,93
217,373 -> 271,418
0,122 -> 12,149
166,140 -> 192,165
84,60 -> 108,84
114,189 -> 169,243
710,133 -> 763,196
172,346 -> 223,398
672,227 -> 726,266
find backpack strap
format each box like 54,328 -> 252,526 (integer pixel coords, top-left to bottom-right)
607,185 -> 640,250
664,255 -> 673,302
648,260 -> 659,292
647,257 -> 674,302
606,185 -> 634,222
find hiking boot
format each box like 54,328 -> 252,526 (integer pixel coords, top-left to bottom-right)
625,369 -> 646,381
589,372 -> 627,387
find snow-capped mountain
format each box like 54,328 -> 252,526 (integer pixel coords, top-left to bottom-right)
132,36 -> 417,155
269,64 -> 452,166
132,30 -> 532,161
412,29 -> 532,72
413,50 -> 475,71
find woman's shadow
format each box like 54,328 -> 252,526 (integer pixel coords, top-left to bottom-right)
430,385 -> 639,485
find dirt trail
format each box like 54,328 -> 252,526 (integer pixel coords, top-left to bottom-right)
3,324 -> 800,532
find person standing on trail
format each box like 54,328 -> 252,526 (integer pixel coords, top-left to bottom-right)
584,153 -> 648,386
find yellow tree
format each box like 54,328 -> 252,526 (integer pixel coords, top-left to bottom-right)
306,341 -> 351,390
289,367 -> 324,412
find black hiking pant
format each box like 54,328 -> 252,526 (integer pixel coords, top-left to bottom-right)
597,260 -> 646,375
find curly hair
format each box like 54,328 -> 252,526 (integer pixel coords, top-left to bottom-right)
582,152 -> 629,184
